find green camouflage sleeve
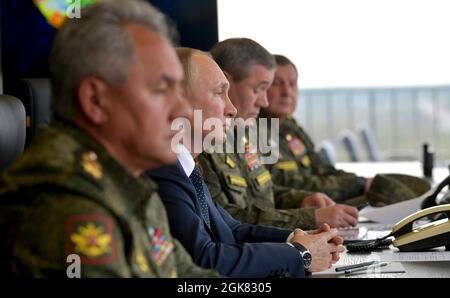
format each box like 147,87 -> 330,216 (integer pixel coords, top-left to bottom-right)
10,194 -> 133,277
172,238 -> 220,278
272,183 -> 312,209
253,206 -> 316,230
272,169 -> 366,203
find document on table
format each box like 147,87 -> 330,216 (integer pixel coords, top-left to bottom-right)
373,250 -> 450,262
312,262 -> 405,277
359,186 -> 438,223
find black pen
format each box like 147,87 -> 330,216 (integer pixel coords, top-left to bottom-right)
345,262 -> 389,274
335,261 -> 375,272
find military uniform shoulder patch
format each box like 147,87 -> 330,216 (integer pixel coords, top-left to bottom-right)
286,134 -> 305,157
65,214 -> 117,265
148,228 -> 174,267
81,151 -> 103,180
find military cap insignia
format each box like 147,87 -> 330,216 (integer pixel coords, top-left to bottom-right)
286,134 -> 305,157
81,151 -> 103,180
66,214 -> 117,264
148,228 -> 174,266
300,155 -> 311,168
135,250 -> 150,273
243,143 -> 261,172
225,155 -> 236,169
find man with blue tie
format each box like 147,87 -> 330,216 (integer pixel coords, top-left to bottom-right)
147,48 -> 344,277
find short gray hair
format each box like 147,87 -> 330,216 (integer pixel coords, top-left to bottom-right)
175,47 -> 211,91
273,54 -> 298,76
210,38 -> 276,82
49,0 -> 172,120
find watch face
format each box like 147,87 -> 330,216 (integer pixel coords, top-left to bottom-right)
302,251 -> 312,269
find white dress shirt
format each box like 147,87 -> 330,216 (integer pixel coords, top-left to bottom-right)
177,144 -> 195,177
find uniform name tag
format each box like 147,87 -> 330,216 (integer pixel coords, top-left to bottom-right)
228,175 -> 247,187
275,161 -> 298,171
256,171 -> 271,186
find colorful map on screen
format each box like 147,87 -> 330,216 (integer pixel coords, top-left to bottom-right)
33,0 -> 97,28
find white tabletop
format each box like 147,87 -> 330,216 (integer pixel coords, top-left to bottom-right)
335,161 -> 449,184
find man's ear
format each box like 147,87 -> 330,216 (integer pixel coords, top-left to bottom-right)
77,77 -> 109,124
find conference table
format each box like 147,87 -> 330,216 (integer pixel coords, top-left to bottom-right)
335,161 -> 449,185
312,161 -> 450,278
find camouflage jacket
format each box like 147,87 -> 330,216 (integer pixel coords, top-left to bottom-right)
197,132 -> 316,230
0,121 -> 218,278
266,117 -> 367,203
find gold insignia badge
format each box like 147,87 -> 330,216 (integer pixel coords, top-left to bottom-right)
301,155 -> 311,168
70,222 -> 112,258
170,269 -> 178,278
275,161 -> 298,171
81,151 -> 103,180
256,170 -> 272,186
66,214 -> 117,265
225,155 -> 236,169
136,250 -> 150,273
227,175 -> 248,188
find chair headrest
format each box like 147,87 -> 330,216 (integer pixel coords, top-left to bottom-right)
0,95 -> 26,170
20,78 -> 52,128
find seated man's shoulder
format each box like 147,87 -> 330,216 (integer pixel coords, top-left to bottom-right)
1,192 -> 119,276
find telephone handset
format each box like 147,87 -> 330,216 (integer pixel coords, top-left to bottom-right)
391,204 -> 450,251
347,204 -> 450,252
421,175 -> 450,210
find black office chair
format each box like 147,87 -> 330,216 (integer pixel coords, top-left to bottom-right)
0,95 -> 26,170
6,78 -> 52,146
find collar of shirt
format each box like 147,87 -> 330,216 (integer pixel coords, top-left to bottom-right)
177,144 -> 195,177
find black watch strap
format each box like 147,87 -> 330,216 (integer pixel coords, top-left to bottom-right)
291,242 -> 308,252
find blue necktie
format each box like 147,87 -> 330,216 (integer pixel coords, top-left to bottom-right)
189,166 -> 212,229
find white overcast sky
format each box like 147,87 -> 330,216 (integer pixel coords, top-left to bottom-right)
217,0 -> 450,88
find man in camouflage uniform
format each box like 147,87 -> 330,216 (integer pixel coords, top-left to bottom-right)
0,0 -> 218,278
261,54 -> 430,206
197,38 -> 359,230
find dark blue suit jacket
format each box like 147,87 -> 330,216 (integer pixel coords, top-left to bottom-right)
147,161 -> 305,278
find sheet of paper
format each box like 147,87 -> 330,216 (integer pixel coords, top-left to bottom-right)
358,186 -> 439,223
312,262 -> 405,277
373,250 -> 450,262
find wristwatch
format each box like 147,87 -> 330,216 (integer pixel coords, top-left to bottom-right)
291,242 -> 312,270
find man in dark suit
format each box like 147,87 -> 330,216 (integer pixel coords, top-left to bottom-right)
147,48 -> 343,277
